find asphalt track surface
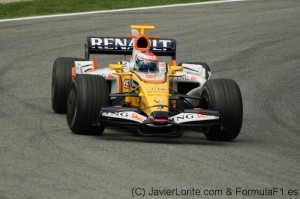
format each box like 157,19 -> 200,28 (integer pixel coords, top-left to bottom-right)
0,0 -> 299,198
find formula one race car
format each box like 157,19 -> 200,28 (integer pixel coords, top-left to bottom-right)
51,25 -> 243,141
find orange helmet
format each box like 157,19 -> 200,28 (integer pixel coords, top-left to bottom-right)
134,51 -> 158,72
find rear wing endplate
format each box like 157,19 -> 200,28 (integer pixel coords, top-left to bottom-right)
85,37 -> 176,59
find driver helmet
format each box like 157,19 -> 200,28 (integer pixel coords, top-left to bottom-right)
134,51 -> 158,72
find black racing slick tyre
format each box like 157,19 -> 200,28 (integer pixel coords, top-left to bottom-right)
66,75 -> 109,135
51,57 -> 85,113
201,79 -> 243,141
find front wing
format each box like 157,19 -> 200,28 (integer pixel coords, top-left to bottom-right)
97,107 -> 221,137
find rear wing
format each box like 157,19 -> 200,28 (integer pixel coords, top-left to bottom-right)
85,37 -> 176,60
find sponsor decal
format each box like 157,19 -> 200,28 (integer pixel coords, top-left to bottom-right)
169,113 -> 219,124
190,76 -> 197,81
158,62 -> 166,73
89,37 -> 174,51
176,76 -> 189,81
122,61 -> 129,71
145,74 -> 155,78
137,53 -> 157,61
123,79 -> 138,89
102,112 -> 129,117
146,87 -> 167,96
131,113 -> 145,123
197,114 -> 209,118
136,73 -> 165,83
154,98 -> 164,103
147,87 -> 165,91
124,79 -> 130,89
176,75 -> 197,81
102,111 -> 147,123
159,67 -> 166,73
90,38 -> 133,50
159,62 -> 166,67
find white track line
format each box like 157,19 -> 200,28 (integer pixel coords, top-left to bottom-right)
0,0 -> 248,23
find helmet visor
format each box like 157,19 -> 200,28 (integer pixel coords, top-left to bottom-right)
135,58 -> 158,72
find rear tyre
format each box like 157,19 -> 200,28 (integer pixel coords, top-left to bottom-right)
52,57 -> 85,113
201,79 -> 243,141
66,75 -> 109,135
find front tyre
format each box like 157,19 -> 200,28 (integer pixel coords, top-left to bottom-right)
52,57 -> 85,113
66,75 -> 109,135
201,79 -> 243,141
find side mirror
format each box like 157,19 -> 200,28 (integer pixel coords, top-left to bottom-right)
109,64 -> 123,71
169,65 -> 183,73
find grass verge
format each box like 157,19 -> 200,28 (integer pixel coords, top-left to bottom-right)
0,0 -> 212,19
